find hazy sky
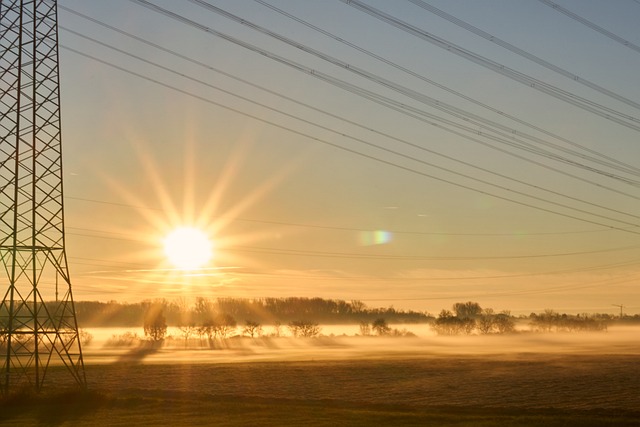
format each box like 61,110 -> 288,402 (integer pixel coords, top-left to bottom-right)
55,0 -> 640,315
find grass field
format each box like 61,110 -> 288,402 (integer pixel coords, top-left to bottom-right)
2,332 -> 639,426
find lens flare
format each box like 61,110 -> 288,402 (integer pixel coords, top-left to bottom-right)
359,230 -> 393,246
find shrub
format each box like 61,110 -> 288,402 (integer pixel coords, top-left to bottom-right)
105,332 -> 140,347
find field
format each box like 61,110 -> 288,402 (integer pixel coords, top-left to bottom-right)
1,329 -> 639,426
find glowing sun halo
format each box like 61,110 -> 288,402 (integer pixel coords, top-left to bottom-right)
163,227 -> 213,270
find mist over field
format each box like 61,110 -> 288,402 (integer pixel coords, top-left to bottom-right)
13,324 -> 632,427
80,324 -> 640,366
4,319 -> 639,425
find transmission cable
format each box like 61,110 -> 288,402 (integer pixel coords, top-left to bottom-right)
58,32 -> 640,229
253,0 -> 640,177
60,3 -> 640,232
57,12 -> 640,202
187,0 -> 640,183
233,243 -> 640,261
112,2 -> 640,203
370,271 -> 639,301
229,257 -> 640,281
537,0 -> 640,54
65,197 -> 618,237
61,5 -> 640,226
65,228 -> 640,261
61,44 -> 640,235
338,0 -> 640,132
405,0 -> 640,111
122,0 -> 640,199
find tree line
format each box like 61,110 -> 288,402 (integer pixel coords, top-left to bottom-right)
430,302 -> 618,335
73,297 -> 431,327
528,309 -> 608,332
139,308 -> 412,344
3,298 -> 636,345
432,302 -> 516,335
137,299 -> 622,344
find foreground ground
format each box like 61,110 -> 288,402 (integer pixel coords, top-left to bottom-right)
1,331 -> 639,426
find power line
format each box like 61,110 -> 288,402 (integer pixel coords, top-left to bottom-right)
253,0 -> 640,177
216,257 -> 640,281
72,3 -> 640,228
54,16 -> 640,208
59,44 -> 640,234
67,235 -> 640,261
67,229 -> 145,243
111,0 -> 640,211
58,27 -> 640,226
187,0 -> 640,184
61,45 -> 640,234
65,197 -> 617,237
537,0 -> 640,54
339,0 -> 640,132
66,251 -> 640,284
360,271 -> 639,302
58,3 -> 640,233
232,243 -> 640,261
405,0 -> 640,111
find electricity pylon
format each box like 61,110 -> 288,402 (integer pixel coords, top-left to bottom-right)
0,0 -> 85,391
612,304 -> 624,318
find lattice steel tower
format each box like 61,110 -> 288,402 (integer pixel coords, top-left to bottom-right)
0,0 -> 85,391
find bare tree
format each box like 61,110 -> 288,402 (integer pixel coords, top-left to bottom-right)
243,320 -> 263,338
477,308 -> 495,334
272,321 -> 282,337
350,300 -> 367,313
288,320 -> 321,337
372,318 -> 391,336
79,329 -> 94,346
178,323 -> 197,347
215,313 -> 237,339
144,305 -> 167,343
359,321 -> 371,336
198,320 -> 217,345
194,297 -> 215,324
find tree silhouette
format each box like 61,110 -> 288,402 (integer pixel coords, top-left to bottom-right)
453,301 -> 483,319
288,320 -> 321,337
494,312 -> 515,333
215,313 -> 237,339
272,321 -> 282,337
143,306 -> 167,343
198,320 -> 216,345
372,318 -> 391,335
359,321 -> 371,336
477,308 -> 495,334
178,323 -> 197,347
243,320 -> 262,338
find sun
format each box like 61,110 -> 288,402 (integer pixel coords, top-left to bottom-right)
163,227 -> 213,270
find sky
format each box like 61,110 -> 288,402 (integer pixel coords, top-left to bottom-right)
52,0 -> 640,315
